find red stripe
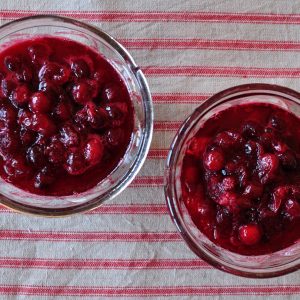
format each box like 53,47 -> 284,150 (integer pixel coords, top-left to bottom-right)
121,38 -> 300,51
2,10 -> 300,24
148,149 -> 169,159
144,66 -> 300,77
130,176 -> 164,187
0,258 -> 209,270
0,204 -> 168,214
0,285 -> 298,296
153,93 -> 210,104
154,121 -> 181,131
0,230 -> 180,242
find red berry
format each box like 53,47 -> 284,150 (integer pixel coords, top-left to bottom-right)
203,148 -> 225,171
72,81 -> 92,104
59,124 -> 80,147
284,199 -> 300,220
84,136 -> 104,165
214,131 -> 243,149
32,113 -> 57,137
238,224 -> 262,245
18,109 -> 32,128
257,153 -> 279,184
270,186 -> 289,213
71,58 -> 90,78
34,166 -> 54,189
39,62 -> 70,85
45,139 -> 65,165
29,92 -> 52,113
26,144 -> 45,168
0,103 -> 17,127
10,84 -> 30,107
4,155 -> 30,179
28,44 -> 50,65
64,150 -> 87,175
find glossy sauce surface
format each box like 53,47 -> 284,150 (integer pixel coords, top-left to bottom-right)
181,102 -> 300,255
0,37 -> 133,196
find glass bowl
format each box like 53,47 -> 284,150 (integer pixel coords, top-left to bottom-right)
0,15 -> 153,216
165,83 -> 300,278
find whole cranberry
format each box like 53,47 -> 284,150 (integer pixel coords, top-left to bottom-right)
64,149 -> 87,175
28,44 -> 50,65
257,153 -> 279,184
238,224 -> 262,245
29,92 -> 52,113
32,113 -> 57,137
0,103 -> 17,127
86,103 -> 109,129
203,148 -> 225,171
71,81 -> 93,105
39,62 -> 70,85
71,59 -> 90,78
84,136 -> 104,166
10,85 -> 30,107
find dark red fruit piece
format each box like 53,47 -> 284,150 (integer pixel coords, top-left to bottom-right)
105,128 -> 124,147
203,148 -> 225,171
38,80 -> 63,95
16,64 -> 33,83
17,109 -> 32,128
64,149 -> 87,175
218,191 -> 239,211
216,207 -> 232,229
39,62 -> 70,85
1,77 -> 17,98
45,139 -> 65,165
269,115 -> 285,131
186,137 -> 209,159
71,59 -> 90,78
19,128 -> 35,146
29,92 -> 52,113
4,56 -> 21,72
238,224 -> 262,245
85,103 -> 109,129
4,155 -> 30,179
84,136 -> 104,166
105,102 -> 128,127
28,44 -> 50,64
270,186 -> 289,213
243,182 -> 263,199
10,85 -> 30,107
220,176 -> 237,191
284,199 -> 300,220
32,113 -> 57,137
0,103 -> 17,127
71,81 -> 93,104
257,153 -> 279,184
279,150 -> 297,170
26,144 -> 45,168
59,124 -> 80,147
54,99 -> 72,121
214,131 -> 243,149
34,166 -> 55,189
271,139 -> 288,153
242,121 -> 262,139
0,128 -> 18,156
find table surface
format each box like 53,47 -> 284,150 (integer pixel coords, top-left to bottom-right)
0,0 -> 299,299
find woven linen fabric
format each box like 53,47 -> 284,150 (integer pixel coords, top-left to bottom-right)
0,0 -> 299,299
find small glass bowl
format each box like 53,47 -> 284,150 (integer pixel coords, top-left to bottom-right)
165,83 -> 300,278
0,15 -> 153,216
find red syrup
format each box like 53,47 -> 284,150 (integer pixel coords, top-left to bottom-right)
181,102 -> 300,255
0,37 -> 134,196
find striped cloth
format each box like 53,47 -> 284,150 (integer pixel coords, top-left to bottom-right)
0,0 -> 299,299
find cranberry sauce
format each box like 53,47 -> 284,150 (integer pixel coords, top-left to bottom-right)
181,102 -> 300,255
0,37 -> 133,196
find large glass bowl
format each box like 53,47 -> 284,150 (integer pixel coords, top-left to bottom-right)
0,15 -> 153,216
165,83 -> 300,278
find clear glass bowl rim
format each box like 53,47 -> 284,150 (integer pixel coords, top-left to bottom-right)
165,83 -> 300,278
0,15 -> 153,217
